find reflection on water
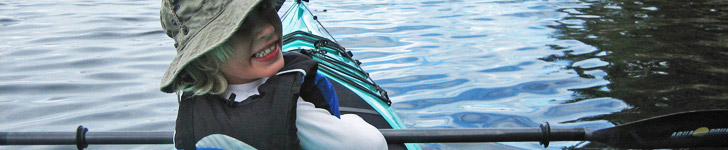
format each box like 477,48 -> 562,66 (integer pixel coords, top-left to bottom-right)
546,1 -> 728,148
547,0 -> 728,124
1,0 -> 727,149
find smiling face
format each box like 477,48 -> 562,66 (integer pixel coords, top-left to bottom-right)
221,1 -> 284,84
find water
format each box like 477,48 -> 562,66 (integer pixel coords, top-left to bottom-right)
1,0 -> 726,149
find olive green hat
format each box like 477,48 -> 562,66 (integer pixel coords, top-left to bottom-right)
159,0 -> 265,93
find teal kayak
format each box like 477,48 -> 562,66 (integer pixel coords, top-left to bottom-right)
280,0 -> 419,149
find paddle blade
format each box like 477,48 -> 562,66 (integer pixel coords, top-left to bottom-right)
588,110 -> 728,149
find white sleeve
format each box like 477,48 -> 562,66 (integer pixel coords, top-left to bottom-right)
295,99 -> 388,150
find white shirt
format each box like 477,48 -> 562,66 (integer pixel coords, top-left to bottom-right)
220,79 -> 388,150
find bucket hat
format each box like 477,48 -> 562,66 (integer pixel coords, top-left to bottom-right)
159,0 -> 265,93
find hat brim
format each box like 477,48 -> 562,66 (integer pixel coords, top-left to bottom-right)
160,0 -> 264,93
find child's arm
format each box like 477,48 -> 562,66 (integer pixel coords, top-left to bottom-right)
295,99 -> 388,150
299,72 -> 340,117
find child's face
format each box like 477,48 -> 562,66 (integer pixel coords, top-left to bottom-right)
221,2 -> 284,84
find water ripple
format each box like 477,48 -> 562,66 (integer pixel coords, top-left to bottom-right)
450,34 -> 488,39
7,49 -> 51,56
0,17 -> 20,26
31,31 -> 132,43
86,72 -> 140,80
385,79 -> 469,96
11,58 -> 116,71
340,36 -> 410,47
330,25 -> 439,34
0,82 -> 138,95
395,79 -> 577,110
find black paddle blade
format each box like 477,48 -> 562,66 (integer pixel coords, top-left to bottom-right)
587,109 -> 728,149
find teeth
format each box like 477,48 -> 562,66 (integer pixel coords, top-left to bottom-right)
254,44 -> 276,58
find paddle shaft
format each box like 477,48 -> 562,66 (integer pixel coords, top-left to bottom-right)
0,128 -> 584,145
0,131 -> 173,145
4,109 -> 728,150
381,127 -> 585,144
2,129 -> 585,145
1,125 -> 581,147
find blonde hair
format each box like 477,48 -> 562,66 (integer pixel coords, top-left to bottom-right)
172,42 -> 234,95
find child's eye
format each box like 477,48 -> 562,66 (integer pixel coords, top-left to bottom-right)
257,3 -> 271,12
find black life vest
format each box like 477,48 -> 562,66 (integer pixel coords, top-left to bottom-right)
174,52 -> 333,150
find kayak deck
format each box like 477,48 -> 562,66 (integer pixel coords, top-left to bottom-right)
279,1 -> 419,149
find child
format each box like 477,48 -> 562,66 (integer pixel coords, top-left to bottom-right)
158,0 -> 387,149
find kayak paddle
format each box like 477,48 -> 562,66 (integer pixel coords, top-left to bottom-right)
1,110 -> 727,149
382,109 -> 728,148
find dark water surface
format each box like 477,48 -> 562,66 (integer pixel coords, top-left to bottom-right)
1,0 -> 726,149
